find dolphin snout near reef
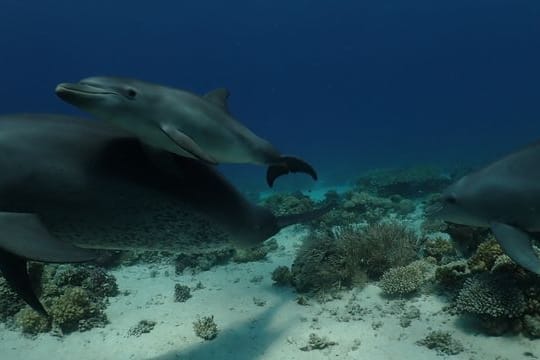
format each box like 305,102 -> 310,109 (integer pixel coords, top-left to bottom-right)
430,142 -> 540,274
0,113 -> 330,315
55,76 -> 318,187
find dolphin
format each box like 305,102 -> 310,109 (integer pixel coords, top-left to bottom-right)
55,76 -> 318,187
0,114 -> 330,315
429,141 -> 540,274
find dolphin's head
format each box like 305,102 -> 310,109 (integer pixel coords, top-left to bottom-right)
55,77 -> 157,121
427,175 -> 491,227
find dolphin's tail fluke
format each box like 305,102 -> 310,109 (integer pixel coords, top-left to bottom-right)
266,156 -> 318,187
275,202 -> 334,229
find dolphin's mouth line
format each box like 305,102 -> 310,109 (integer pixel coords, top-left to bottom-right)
56,83 -> 119,97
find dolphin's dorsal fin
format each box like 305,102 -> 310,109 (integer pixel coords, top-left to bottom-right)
204,88 -> 230,113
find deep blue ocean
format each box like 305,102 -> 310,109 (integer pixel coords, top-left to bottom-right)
2,0 -> 540,190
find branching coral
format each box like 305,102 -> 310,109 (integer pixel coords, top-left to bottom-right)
290,222 -> 418,293
454,273 -> 525,319
357,222 -> 418,278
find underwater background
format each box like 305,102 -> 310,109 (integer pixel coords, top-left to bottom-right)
2,0 -> 540,190
3,1 -> 540,360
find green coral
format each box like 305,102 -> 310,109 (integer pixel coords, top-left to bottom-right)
47,286 -> 107,333
379,260 -> 434,296
15,307 -> 51,335
467,238 -> 504,272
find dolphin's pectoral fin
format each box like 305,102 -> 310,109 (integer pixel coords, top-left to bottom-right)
0,249 -> 48,316
0,212 -> 99,315
159,124 -> 218,165
266,156 -> 318,187
204,88 -> 231,113
490,222 -> 540,274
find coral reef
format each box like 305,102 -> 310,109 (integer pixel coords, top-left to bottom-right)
174,284 -> 192,302
193,315 -> 218,340
354,222 -> 418,279
261,191 -> 315,216
467,238 -> 504,272
416,330 -> 464,355
422,237 -> 456,264
0,275 -> 25,321
454,273 -> 525,319
290,222 -> 417,293
434,260 -> 471,291
128,320 -> 156,336
355,166 -> 453,198
4,264 -> 119,335
15,307 -> 51,335
445,224 -> 491,258
271,266 -> 292,285
452,272 -> 527,335
51,264 -> 118,298
47,286 -> 108,333
299,333 -> 338,351
233,239 -> 278,264
523,315 -> 540,339
175,248 -> 235,274
379,260 -> 434,297
291,234 -> 351,293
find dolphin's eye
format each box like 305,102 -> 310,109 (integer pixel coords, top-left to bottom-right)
125,89 -> 137,99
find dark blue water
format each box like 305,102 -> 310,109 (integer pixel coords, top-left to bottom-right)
2,0 -> 540,189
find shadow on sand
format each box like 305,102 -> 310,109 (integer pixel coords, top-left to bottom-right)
149,291 -> 296,360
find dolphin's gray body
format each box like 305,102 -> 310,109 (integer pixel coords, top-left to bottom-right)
0,114 -> 329,314
55,76 -> 317,187
431,141 -> 540,274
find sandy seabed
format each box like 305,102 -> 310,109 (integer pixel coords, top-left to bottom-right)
0,225 -> 538,360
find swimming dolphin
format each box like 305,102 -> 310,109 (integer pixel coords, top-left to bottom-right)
0,114 -> 330,315
429,141 -> 540,274
55,76 -> 318,187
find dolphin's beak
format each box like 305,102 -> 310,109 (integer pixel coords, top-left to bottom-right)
55,83 -> 117,105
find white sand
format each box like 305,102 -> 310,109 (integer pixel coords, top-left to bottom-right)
0,226 -> 537,360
